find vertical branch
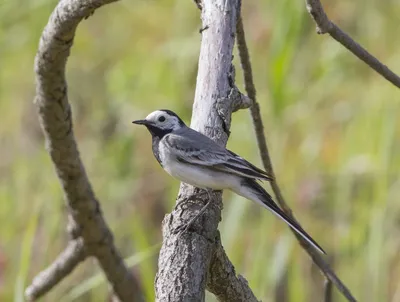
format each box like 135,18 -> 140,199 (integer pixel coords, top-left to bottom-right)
155,0 -> 257,301
236,14 -> 356,302
324,279 -> 333,302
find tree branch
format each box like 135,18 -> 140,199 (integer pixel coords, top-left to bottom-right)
324,279 -> 333,302
27,0 -> 142,300
155,0 -> 258,301
25,239 -> 86,301
305,0 -> 400,88
207,235 -> 259,302
236,15 -> 357,302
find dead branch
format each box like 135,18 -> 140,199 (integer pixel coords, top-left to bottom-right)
26,0 -> 142,301
236,14 -> 357,302
25,239 -> 86,301
207,235 -> 259,301
305,0 -> 400,88
154,0 -> 258,301
324,279 -> 333,302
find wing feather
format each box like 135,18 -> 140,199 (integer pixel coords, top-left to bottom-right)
164,132 -> 273,181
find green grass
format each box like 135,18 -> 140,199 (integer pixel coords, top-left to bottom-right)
1,0 -> 400,301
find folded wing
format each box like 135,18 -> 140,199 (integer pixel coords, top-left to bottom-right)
165,132 -> 273,181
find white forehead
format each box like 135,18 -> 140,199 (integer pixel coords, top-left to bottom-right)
145,110 -> 168,121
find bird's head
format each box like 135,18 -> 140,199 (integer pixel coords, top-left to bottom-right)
132,109 -> 186,138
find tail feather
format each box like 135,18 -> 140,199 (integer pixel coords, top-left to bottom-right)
233,178 -> 326,255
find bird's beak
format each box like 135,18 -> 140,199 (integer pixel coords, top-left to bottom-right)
132,119 -> 150,125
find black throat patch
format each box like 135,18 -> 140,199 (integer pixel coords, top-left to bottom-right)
145,124 -> 173,139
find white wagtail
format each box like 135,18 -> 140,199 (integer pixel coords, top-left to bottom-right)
132,109 -> 325,254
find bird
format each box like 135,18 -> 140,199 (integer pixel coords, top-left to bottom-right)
132,109 -> 326,254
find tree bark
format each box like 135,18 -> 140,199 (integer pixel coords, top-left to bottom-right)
155,0 -> 258,301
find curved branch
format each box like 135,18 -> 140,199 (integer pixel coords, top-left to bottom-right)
236,15 -> 357,302
305,0 -> 400,88
28,0 -> 142,300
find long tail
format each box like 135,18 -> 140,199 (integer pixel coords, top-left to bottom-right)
232,178 -> 326,255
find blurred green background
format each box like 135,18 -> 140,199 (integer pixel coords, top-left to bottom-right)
1,0 -> 400,301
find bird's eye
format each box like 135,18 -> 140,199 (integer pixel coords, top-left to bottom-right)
158,116 -> 166,122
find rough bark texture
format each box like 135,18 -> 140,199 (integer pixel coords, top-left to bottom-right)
207,238 -> 259,301
26,0 -> 143,301
155,0 -> 258,301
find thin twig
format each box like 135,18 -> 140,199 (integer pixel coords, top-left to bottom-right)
324,279 -> 333,302
25,239 -> 86,301
236,16 -> 357,302
305,0 -> 400,89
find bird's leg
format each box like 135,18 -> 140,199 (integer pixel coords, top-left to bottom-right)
174,189 -> 206,209
174,196 -> 188,209
175,189 -> 214,235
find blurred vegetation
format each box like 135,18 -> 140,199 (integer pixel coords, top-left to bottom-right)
0,0 -> 400,301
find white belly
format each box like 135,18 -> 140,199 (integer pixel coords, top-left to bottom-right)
158,136 -> 240,190
164,160 -> 238,190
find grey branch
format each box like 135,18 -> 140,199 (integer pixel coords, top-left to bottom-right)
324,279 -> 333,302
207,236 -> 259,302
25,239 -> 86,301
155,0 -> 258,301
305,0 -> 400,88
236,14 -> 357,302
27,0 -> 142,301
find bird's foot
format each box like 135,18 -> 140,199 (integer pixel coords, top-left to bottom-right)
173,222 -> 191,237
173,199 -> 213,237
175,189 -> 214,209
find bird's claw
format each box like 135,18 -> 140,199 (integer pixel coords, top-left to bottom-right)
173,222 -> 192,237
